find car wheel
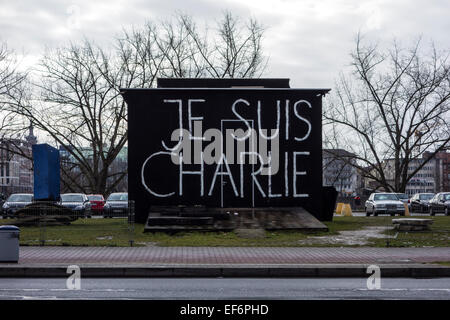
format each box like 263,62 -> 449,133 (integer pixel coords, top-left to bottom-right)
365,207 -> 371,217
373,208 -> 378,217
445,207 -> 449,216
429,207 -> 435,216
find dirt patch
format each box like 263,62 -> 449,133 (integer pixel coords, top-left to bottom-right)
235,228 -> 266,238
135,242 -> 159,247
96,236 -> 113,240
298,226 -> 395,246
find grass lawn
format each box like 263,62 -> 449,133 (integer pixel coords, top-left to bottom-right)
432,261 -> 450,266
1,216 -> 449,247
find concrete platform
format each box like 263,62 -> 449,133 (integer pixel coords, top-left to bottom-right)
144,207 -> 328,233
392,218 -> 433,231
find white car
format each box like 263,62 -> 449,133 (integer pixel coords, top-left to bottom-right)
365,193 -> 406,216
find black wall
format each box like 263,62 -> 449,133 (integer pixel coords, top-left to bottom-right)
122,87 -> 329,223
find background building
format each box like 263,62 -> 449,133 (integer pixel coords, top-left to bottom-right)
382,150 -> 449,195
323,149 -> 358,196
434,150 -> 450,192
0,126 -> 36,196
59,144 -> 127,195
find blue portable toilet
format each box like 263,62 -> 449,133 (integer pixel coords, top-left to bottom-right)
32,143 -> 60,201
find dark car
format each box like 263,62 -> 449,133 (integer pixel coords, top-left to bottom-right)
428,192 -> 450,216
393,193 -> 409,205
87,194 -> 105,214
2,193 -> 33,218
60,193 -> 92,217
409,193 -> 434,213
0,193 -> 6,214
103,192 -> 128,217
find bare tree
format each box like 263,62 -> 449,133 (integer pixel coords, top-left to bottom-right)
7,12 -> 268,196
9,40 -> 129,195
0,42 -> 33,197
117,12 -> 267,82
323,149 -> 357,195
324,34 -> 450,192
0,42 -> 28,139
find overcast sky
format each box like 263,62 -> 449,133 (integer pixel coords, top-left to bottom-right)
1,0 -> 449,88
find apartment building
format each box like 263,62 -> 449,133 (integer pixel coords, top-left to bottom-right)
323,149 -> 358,196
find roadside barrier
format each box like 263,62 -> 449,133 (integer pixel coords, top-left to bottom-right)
403,203 -> 410,216
335,203 -> 344,215
342,203 -> 353,216
0,200 -> 135,247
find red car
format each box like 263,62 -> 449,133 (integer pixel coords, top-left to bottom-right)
87,194 -> 105,213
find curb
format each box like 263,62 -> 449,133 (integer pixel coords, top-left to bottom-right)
0,264 -> 449,278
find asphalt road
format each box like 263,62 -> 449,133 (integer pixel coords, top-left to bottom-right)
0,277 -> 449,300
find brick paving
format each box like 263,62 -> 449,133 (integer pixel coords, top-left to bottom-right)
16,246 -> 450,265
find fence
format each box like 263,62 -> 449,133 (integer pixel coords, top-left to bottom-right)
0,200 -> 135,247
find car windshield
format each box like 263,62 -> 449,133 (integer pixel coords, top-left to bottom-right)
88,195 -> 103,201
107,193 -> 128,201
61,194 -> 84,202
395,194 -> 408,199
419,194 -> 434,200
7,194 -> 32,202
444,194 -> 450,201
374,194 -> 399,201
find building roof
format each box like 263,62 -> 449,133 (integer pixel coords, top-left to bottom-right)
323,149 -> 357,158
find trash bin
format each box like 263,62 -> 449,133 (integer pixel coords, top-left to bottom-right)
0,225 -> 20,262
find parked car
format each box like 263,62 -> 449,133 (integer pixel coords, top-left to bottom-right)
393,193 -> 409,205
0,193 -> 6,215
103,192 -> 128,218
60,193 -> 92,217
409,193 -> 434,213
1,193 -> 33,218
87,194 -> 105,214
428,192 -> 450,216
365,193 -> 405,216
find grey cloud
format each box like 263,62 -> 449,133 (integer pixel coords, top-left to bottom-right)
0,0 -> 448,88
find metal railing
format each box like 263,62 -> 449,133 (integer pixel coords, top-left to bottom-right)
0,200 -> 135,247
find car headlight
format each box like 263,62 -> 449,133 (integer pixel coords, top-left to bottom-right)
74,205 -> 83,210
2,203 -> 9,209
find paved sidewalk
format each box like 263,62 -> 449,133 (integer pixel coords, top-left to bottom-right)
1,247 -> 449,278
14,246 -> 450,265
